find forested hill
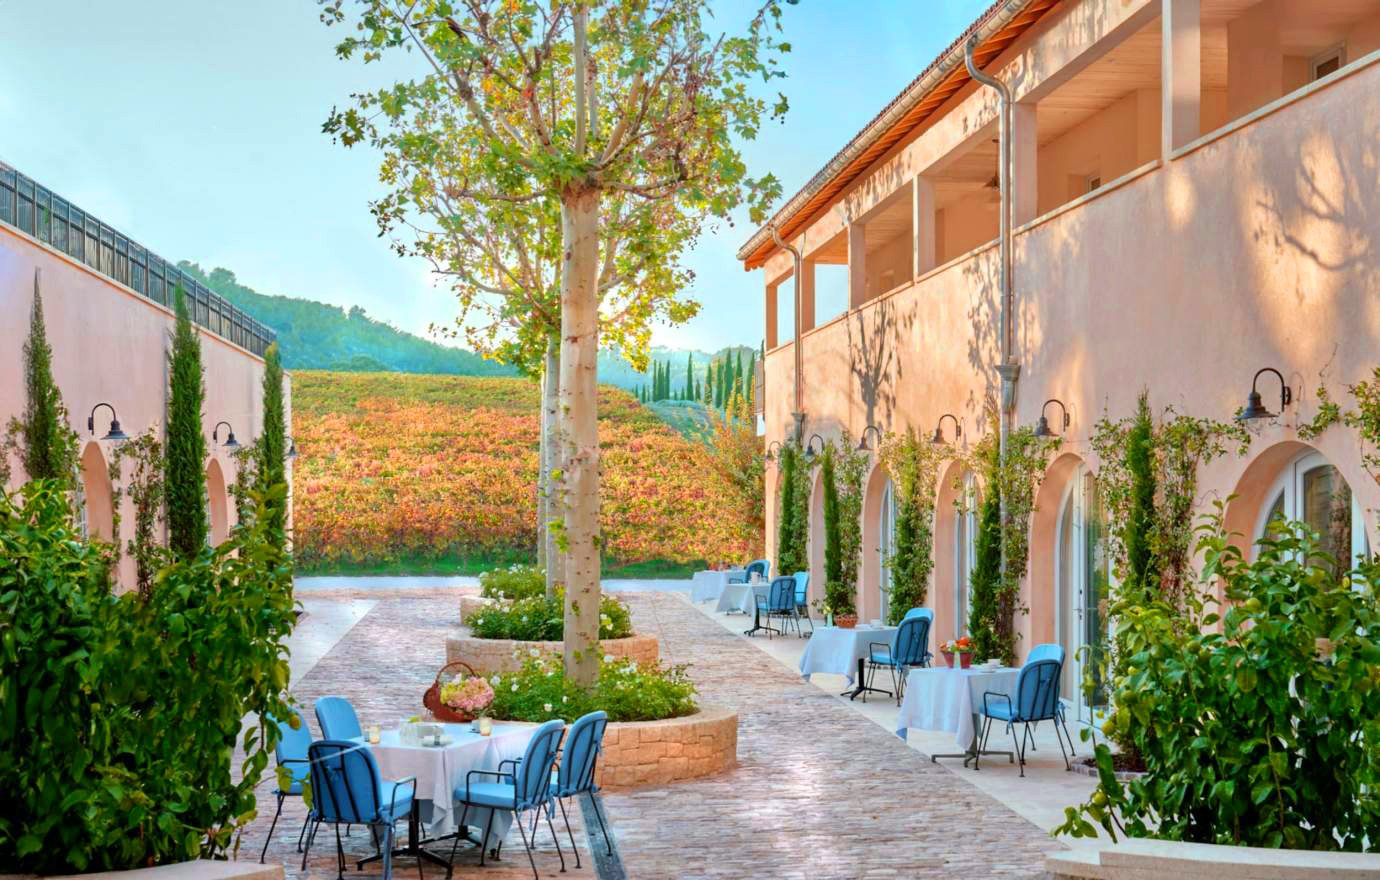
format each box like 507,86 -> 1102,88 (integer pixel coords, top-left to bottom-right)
180,261 -> 757,393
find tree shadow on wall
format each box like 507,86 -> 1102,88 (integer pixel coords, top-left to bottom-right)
847,294 -> 909,431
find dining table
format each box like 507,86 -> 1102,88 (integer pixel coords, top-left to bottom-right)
797,624 -> 898,700
894,665 -> 1020,766
355,721 -> 535,867
717,578 -> 766,614
690,569 -> 745,603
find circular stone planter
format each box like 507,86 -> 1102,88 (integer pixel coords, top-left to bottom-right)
459,594 -> 502,624
446,632 -> 659,673
595,706 -> 738,789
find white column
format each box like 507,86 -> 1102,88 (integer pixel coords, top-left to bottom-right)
1162,0 -> 1201,156
912,176 -> 936,277
1011,102 -> 1039,226
848,222 -> 867,308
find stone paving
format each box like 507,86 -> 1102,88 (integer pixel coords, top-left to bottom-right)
245,587 -> 1059,878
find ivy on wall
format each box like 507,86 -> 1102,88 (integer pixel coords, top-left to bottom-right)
880,428 -> 944,625
109,431 -> 165,600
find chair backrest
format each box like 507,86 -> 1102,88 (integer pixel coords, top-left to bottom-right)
792,571 -> 809,605
315,696 -> 362,741
902,607 -> 933,623
892,615 -> 932,666
765,577 -> 795,612
514,719 -> 566,809
746,559 -> 770,581
1027,643 -> 1065,665
556,711 -> 608,796
1014,658 -> 1062,722
308,740 -> 383,825
272,708 -> 314,787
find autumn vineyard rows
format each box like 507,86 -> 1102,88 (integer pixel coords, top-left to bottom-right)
291,371 -> 757,573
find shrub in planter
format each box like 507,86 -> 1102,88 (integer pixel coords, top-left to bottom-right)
486,655 -> 697,723
0,481 -> 295,872
470,590 -> 632,641
1058,507 -> 1380,850
478,563 -> 546,601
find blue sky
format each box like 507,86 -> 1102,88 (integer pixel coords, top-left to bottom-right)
0,1 -> 990,353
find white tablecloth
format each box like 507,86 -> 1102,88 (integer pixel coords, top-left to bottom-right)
798,625 -> 898,684
690,569 -> 745,603
895,666 -> 1019,749
716,581 -> 768,613
362,722 -> 534,844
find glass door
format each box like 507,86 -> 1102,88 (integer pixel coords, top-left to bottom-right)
954,473 -> 978,638
1057,468 -> 1110,724
878,479 -> 896,622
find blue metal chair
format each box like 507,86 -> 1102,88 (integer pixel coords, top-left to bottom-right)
752,576 -> 796,639
260,709 -> 314,863
314,695 -> 363,740
550,710 -> 612,866
1023,643 -> 1075,757
865,612 -> 933,704
790,571 -> 813,636
449,719 -> 567,880
733,559 -> 770,583
302,740 -> 417,879
976,657 -> 1067,776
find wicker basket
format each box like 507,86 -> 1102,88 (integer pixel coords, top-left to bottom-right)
423,660 -> 482,723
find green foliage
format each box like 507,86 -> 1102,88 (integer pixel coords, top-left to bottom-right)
109,430 -> 165,599
967,448 -> 1005,662
774,443 -> 809,576
1059,508 -> 1380,850
1298,366 -> 1380,475
165,286 -> 208,561
479,564 -> 547,601
1124,393 -> 1158,602
470,592 -> 632,642
821,443 -> 842,588
0,480 -> 296,872
488,655 -> 698,724
7,286 -> 79,489
880,429 -> 942,625
834,431 -> 868,599
258,343 -> 288,549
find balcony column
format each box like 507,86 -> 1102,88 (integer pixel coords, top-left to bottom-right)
765,279 -> 779,349
912,176 -> 936,277
847,222 -> 867,308
1162,0 -> 1201,155
1011,102 -> 1039,226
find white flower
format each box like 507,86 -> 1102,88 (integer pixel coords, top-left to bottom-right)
521,616 -> 528,623
476,618 -> 484,625
547,670 -> 555,677
529,648 -> 540,658
603,654 -> 614,663
543,703 -> 553,713
511,683 -> 519,692
561,696 -> 568,704
490,674 -> 501,685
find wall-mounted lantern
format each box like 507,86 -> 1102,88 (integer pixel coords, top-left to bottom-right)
1033,399 -> 1070,438
1236,367 -> 1292,422
803,433 -> 826,463
856,424 -> 883,452
931,413 -> 962,446
212,421 -> 241,449
87,403 -> 128,442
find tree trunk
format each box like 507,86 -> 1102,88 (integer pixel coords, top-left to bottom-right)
537,347 -> 549,574
541,339 -> 565,598
559,186 -> 601,687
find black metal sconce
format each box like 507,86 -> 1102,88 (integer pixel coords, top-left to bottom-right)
87,403 -> 128,442
212,421 -> 241,449
1033,399 -> 1070,438
856,424 -> 883,452
287,437 -> 298,460
931,414 -> 962,445
1236,367 -> 1292,422
765,440 -> 783,464
803,433 -> 826,463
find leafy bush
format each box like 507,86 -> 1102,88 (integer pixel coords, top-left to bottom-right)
1058,509 -> 1380,849
479,564 -> 546,601
0,481 -> 296,872
470,591 -> 632,641
487,655 -> 698,723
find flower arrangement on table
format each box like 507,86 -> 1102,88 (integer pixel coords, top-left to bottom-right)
940,636 -> 975,669
438,674 -> 495,722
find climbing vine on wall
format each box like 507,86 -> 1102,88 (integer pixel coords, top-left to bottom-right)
834,431 -> 868,604
1300,366 -> 1380,480
880,428 -> 944,625
109,431 -> 166,600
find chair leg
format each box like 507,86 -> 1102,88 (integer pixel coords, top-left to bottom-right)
295,812 -> 311,853
891,665 -> 901,707
545,801 -> 566,873
974,716 -> 991,771
1059,709 -> 1076,757
1011,722 -> 1026,778
382,825 -> 393,880
558,796 -> 581,868
301,819 -> 319,872
590,793 -> 613,856
1024,722 -> 1037,752
514,809 -> 540,880
478,810 -> 495,867
334,823 -> 347,880
1053,717 -> 1071,770
260,792 -> 284,863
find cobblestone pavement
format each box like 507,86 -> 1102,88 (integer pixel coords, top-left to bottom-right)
245,588 -> 1058,879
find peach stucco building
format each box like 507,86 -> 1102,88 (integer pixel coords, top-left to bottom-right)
740,0 -> 1380,720
0,161 -> 289,590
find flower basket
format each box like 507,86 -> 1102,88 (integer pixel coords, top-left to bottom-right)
834,613 -> 858,629
423,660 -> 484,723
941,650 -> 973,669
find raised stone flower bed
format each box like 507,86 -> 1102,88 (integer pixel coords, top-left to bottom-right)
459,594 -> 498,624
595,706 -> 738,789
0,861 -> 285,880
446,631 -> 659,673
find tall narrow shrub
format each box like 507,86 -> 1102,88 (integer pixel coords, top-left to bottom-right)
258,343 -> 288,549
775,444 -> 808,576
1125,392 -> 1157,600
12,285 -> 78,487
968,444 -> 1006,661
821,443 -> 842,588
165,286 -> 208,560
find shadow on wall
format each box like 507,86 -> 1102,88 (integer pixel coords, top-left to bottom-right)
847,294 -> 907,430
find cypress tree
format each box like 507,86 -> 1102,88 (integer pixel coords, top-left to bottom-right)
775,444 -> 803,574
733,351 -> 744,400
822,443 -> 842,588
745,350 -> 756,412
165,285 -> 209,560
1125,391 -> 1158,600
685,353 -> 694,400
15,283 -> 77,486
968,446 -> 1006,662
258,342 -> 288,549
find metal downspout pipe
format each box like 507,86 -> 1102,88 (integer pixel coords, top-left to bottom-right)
965,37 -> 1021,595
771,226 -> 807,445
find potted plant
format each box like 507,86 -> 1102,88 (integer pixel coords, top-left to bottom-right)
822,580 -> 857,628
940,636 -> 974,668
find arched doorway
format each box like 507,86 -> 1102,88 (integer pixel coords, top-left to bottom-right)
79,441 -> 113,543
952,471 -> 979,640
859,462 -> 891,623
1256,449 -> 1369,571
207,459 -> 229,546
808,469 -> 826,604
1055,463 -> 1110,723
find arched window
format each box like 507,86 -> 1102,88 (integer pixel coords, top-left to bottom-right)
878,479 -> 896,622
953,472 -> 978,639
1256,450 -> 1369,572
1056,466 -> 1110,723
